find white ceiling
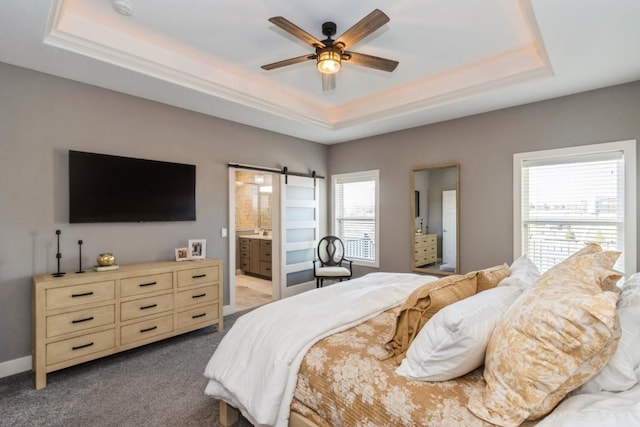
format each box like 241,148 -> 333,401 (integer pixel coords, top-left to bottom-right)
1,0 -> 639,144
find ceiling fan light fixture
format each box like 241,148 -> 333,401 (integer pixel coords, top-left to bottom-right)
317,49 -> 341,74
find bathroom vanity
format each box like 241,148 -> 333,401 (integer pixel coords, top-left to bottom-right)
239,235 -> 272,279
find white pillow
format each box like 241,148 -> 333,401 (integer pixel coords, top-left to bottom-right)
396,285 -> 521,381
579,274 -> 640,393
498,254 -> 540,290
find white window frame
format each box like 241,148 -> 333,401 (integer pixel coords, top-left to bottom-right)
331,170 -> 380,268
513,140 -> 636,274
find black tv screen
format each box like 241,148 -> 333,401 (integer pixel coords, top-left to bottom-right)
69,150 -> 196,223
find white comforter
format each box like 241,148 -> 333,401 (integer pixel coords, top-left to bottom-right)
203,272 -> 437,427
536,385 -> 640,427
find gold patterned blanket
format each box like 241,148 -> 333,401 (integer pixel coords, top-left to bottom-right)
291,306 -> 537,427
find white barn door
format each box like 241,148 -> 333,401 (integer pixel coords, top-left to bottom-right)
279,175 -> 319,298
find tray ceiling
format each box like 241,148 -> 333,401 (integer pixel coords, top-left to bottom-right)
1,0 -> 639,144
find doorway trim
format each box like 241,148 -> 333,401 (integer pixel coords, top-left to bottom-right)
227,167 -> 281,315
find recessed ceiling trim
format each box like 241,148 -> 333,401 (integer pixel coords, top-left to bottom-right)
45,0 -> 334,129
328,44 -> 551,126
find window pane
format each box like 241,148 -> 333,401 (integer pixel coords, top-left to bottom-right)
333,171 -> 378,264
521,150 -> 625,272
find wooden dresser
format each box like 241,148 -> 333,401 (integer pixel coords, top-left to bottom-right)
32,258 -> 222,389
413,234 -> 437,267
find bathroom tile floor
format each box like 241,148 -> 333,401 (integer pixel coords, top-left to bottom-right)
236,274 -> 272,311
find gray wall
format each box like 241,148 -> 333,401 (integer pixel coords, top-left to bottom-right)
328,80 -> 640,277
0,62 -> 327,364
2,58 -> 639,368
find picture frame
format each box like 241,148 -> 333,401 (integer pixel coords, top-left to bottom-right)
188,239 -> 206,260
174,247 -> 189,262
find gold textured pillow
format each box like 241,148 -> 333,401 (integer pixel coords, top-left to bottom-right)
383,272 -> 477,362
476,263 -> 511,292
468,246 -> 623,426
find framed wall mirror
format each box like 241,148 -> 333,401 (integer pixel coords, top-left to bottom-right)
411,164 -> 459,275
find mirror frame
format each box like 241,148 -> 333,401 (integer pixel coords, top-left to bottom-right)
411,163 -> 460,276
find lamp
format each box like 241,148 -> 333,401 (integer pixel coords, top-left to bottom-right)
317,48 -> 341,74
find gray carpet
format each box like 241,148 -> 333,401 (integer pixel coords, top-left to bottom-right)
0,311 -> 254,427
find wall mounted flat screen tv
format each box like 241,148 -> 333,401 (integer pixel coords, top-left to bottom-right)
69,150 -> 196,223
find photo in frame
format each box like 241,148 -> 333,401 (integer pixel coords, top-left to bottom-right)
188,239 -> 206,260
175,247 -> 189,261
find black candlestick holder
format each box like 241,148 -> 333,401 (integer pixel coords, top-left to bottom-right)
52,230 -> 66,278
76,240 -> 85,273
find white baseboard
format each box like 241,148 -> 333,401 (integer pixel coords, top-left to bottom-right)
223,304 -> 235,316
0,355 -> 32,379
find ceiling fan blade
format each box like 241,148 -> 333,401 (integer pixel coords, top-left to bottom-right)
335,9 -> 389,49
343,51 -> 398,72
268,17 -> 326,48
261,54 -> 316,71
322,73 -> 336,91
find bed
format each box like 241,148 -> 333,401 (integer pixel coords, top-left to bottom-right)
204,244 -> 640,427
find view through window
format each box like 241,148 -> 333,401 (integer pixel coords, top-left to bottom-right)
515,141 -> 636,273
332,170 -> 379,266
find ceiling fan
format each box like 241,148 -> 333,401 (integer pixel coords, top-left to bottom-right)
261,9 -> 399,91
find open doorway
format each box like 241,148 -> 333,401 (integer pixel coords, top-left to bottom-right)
233,170 -> 275,311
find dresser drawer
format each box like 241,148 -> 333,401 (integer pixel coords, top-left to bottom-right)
259,262 -> 272,277
47,329 -> 115,366
46,281 -> 115,311
177,266 -> 218,288
46,305 -> 115,338
260,240 -> 272,262
120,314 -> 173,345
120,293 -> 173,321
120,273 -> 173,298
176,284 -> 218,309
177,304 -> 218,330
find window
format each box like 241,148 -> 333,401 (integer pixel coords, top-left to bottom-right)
514,140 -> 636,274
332,170 -> 379,267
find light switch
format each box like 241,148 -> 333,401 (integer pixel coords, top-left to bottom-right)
221,227 -> 228,238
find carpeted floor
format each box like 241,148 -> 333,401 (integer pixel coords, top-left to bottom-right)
0,311 -> 254,427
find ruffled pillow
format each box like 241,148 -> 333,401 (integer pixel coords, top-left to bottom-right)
498,255 -> 540,291
468,245 -> 623,426
383,272 -> 477,362
579,273 -> 640,393
396,284 -> 521,381
476,263 -> 511,292
396,258 -> 536,381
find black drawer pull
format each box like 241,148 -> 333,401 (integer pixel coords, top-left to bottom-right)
192,313 -> 206,319
72,316 -> 94,324
139,281 -> 157,287
192,274 -> 206,279
140,304 -> 157,310
140,326 -> 157,333
71,291 -> 94,298
192,293 -> 206,299
72,342 -> 94,351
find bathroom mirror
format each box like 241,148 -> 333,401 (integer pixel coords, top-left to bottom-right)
411,164 -> 459,275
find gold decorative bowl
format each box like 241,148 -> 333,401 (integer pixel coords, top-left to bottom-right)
97,253 -> 115,267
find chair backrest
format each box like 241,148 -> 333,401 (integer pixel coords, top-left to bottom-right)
317,236 -> 345,267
